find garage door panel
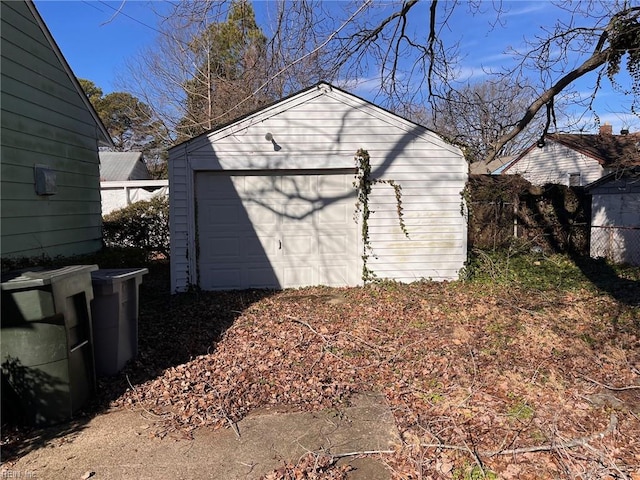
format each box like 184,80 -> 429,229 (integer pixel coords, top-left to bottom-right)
196,171 -> 360,290
281,201 -> 317,226
281,176 -> 313,195
244,176 -> 278,195
199,176 -> 240,199
283,266 -> 314,287
282,235 -> 314,256
203,204 -> 242,227
244,234 -> 277,256
205,268 -> 242,289
319,174 -> 354,193
318,265 -> 350,285
318,234 -> 351,255
245,203 -> 279,226
201,236 -> 241,259
318,202 -> 351,225
244,266 -> 281,288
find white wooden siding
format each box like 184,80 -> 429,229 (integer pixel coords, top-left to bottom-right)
1,1 -> 103,258
169,84 -> 467,292
507,141 -> 605,186
589,173 -> 640,266
100,180 -> 169,216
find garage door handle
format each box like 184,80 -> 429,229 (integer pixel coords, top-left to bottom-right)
279,240 -> 282,250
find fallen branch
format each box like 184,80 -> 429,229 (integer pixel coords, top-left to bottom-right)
288,316 -> 330,344
581,375 -> 640,391
125,374 -> 171,421
420,414 -> 618,458
330,449 -> 395,458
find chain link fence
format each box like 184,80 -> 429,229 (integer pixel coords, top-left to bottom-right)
467,176 -> 640,266
590,225 -> 640,266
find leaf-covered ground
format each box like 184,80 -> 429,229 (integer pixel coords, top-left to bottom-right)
3,255 -> 639,479
102,256 -> 640,479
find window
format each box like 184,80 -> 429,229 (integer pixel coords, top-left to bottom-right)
568,173 -> 581,186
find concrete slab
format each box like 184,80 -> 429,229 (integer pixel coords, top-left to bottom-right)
5,392 -> 399,479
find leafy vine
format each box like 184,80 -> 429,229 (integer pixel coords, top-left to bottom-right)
353,148 -> 409,282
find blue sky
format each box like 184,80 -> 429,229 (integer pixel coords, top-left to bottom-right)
34,0 -> 639,134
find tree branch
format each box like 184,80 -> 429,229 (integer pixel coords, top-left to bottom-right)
486,47 -> 610,162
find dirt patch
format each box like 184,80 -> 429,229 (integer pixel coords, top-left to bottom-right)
3,393 -> 398,480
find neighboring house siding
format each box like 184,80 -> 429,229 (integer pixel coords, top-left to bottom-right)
589,174 -> 640,266
101,180 -> 169,216
170,84 -> 467,292
507,142 -> 606,186
1,1 -> 102,258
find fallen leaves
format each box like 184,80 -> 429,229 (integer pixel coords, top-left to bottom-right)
104,279 -> 639,479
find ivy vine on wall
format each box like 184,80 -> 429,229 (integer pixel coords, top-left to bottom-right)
353,148 -> 409,282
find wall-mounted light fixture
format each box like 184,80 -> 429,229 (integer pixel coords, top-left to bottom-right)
265,132 -> 281,151
536,137 -> 546,148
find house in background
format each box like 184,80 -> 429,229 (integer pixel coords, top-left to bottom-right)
169,82 -> 468,292
502,124 -> 640,186
98,152 -> 168,217
1,0 -> 113,260
98,152 -> 151,181
586,167 -> 640,266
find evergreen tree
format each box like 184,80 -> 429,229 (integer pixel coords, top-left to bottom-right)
80,79 -> 169,179
177,0 -> 271,141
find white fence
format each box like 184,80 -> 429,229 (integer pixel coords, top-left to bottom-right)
101,180 -> 169,216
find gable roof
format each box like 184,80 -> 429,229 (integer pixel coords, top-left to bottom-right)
547,132 -> 640,167
170,81 -> 456,154
585,165 -> 640,190
26,0 -> 113,147
503,132 -> 640,173
99,152 -> 150,181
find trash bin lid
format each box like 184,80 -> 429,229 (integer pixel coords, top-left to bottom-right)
91,268 -> 149,285
1,265 -> 99,291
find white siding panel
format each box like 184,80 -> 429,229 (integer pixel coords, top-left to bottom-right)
508,142 -> 605,186
169,84 -> 467,292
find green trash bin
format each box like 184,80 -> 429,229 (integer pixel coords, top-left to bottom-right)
90,268 -> 148,376
1,265 -> 98,425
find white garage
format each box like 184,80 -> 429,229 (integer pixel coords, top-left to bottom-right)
169,83 -> 467,292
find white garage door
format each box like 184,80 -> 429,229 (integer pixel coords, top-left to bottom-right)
195,171 -> 361,290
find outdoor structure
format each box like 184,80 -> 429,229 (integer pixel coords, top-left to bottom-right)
99,152 -> 151,182
586,167 -> 640,266
100,180 -> 169,217
502,124 -> 640,186
99,152 -> 168,216
1,0 -> 112,260
169,82 -> 467,292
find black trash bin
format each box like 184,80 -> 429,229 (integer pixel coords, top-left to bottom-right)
90,268 -> 148,376
1,265 -> 98,425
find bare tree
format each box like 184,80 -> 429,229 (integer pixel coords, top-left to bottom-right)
119,0 -> 640,160
302,0 -> 640,162
414,79 -> 548,164
260,0 -> 640,162
119,0 -> 275,144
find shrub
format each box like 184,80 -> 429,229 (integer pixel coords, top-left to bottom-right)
102,197 -> 169,259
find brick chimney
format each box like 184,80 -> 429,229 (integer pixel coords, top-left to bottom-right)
599,123 -> 613,135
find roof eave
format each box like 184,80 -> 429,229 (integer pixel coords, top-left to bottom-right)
26,0 -> 114,148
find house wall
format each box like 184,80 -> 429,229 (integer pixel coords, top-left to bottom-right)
506,141 -> 606,186
1,1 -> 103,259
100,180 -> 169,216
589,176 -> 640,265
169,84 -> 467,292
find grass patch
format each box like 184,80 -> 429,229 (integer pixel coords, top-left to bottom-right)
464,247 -> 640,296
